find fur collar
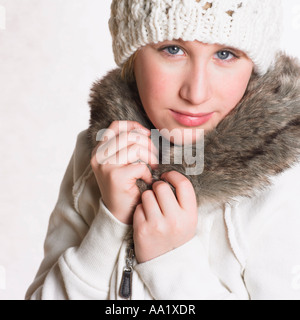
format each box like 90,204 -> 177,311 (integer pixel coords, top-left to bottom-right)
87,53 -> 300,207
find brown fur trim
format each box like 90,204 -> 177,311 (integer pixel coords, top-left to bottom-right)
87,52 -> 300,207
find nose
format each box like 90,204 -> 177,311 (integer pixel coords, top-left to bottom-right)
179,64 -> 212,106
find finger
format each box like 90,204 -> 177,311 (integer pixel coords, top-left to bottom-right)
102,145 -> 158,168
152,180 -> 179,215
160,171 -> 197,211
96,157 -> 153,187
94,121 -> 151,159
95,162 -> 153,201
123,162 -> 154,185
102,120 -> 151,143
133,203 -> 146,228
98,130 -> 158,161
141,190 -> 162,221
127,144 -> 159,168
129,130 -> 159,156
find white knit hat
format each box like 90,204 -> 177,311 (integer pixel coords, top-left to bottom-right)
109,0 -> 283,76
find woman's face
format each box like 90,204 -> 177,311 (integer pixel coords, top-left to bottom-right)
134,40 -> 254,145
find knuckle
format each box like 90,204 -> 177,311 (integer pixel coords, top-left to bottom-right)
168,217 -> 180,231
151,220 -> 164,234
128,143 -> 138,153
91,144 -> 106,166
135,223 -> 148,238
165,170 -> 177,176
179,177 -> 192,189
132,120 -> 143,127
131,132 -> 143,145
91,156 -> 104,171
110,120 -> 127,133
106,168 -> 120,184
110,120 -> 119,128
119,130 -> 129,140
142,163 -> 152,174
136,203 -> 143,211
128,144 -> 140,161
134,203 -> 143,216
169,214 -> 185,233
153,181 -> 169,193
90,155 -> 97,169
142,190 -> 154,200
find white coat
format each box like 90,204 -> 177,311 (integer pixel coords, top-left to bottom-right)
26,53 -> 300,300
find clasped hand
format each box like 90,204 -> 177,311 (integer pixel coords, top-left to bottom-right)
91,121 -> 198,264
134,170 -> 198,263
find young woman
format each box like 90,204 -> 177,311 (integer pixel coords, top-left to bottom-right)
26,0 -> 300,300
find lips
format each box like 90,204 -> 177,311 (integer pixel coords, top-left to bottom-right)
170,109 -> 214,127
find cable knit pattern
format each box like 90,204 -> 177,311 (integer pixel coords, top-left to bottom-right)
109,0 -> 282,75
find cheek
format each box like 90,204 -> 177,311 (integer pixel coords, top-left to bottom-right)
221,61 -> 253,115
135,59 -> 180,127
137,63 -> 172,106
218,69 -> 252,115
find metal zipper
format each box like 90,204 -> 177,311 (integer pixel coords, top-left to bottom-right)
119,241 -> 135,299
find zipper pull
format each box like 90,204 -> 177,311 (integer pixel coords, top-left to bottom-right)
120,246 -> 134,299
120,268 -> 133,299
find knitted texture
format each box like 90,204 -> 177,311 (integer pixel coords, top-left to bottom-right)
109,0 -> 282,75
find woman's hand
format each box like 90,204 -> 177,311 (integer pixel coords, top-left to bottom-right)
133,171 -> 198,264
91,120 -> 159,225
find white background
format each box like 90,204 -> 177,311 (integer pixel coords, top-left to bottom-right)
0,0 -> 300,300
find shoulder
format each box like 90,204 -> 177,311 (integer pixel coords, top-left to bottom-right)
229,163 -> 300,299
268,161 -> 300,200
234,160 -> 300,219
255,161 -> 300,218
72,129 -> 92,183
227,161 -> 300,256
71,130 -> 101,226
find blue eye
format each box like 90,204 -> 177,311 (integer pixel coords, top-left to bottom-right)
215,50 -> 236,61
163,46 -> 185,56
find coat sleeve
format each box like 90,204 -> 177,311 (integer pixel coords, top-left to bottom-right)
134,235 -> 240,300
25,130 -> 131,300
